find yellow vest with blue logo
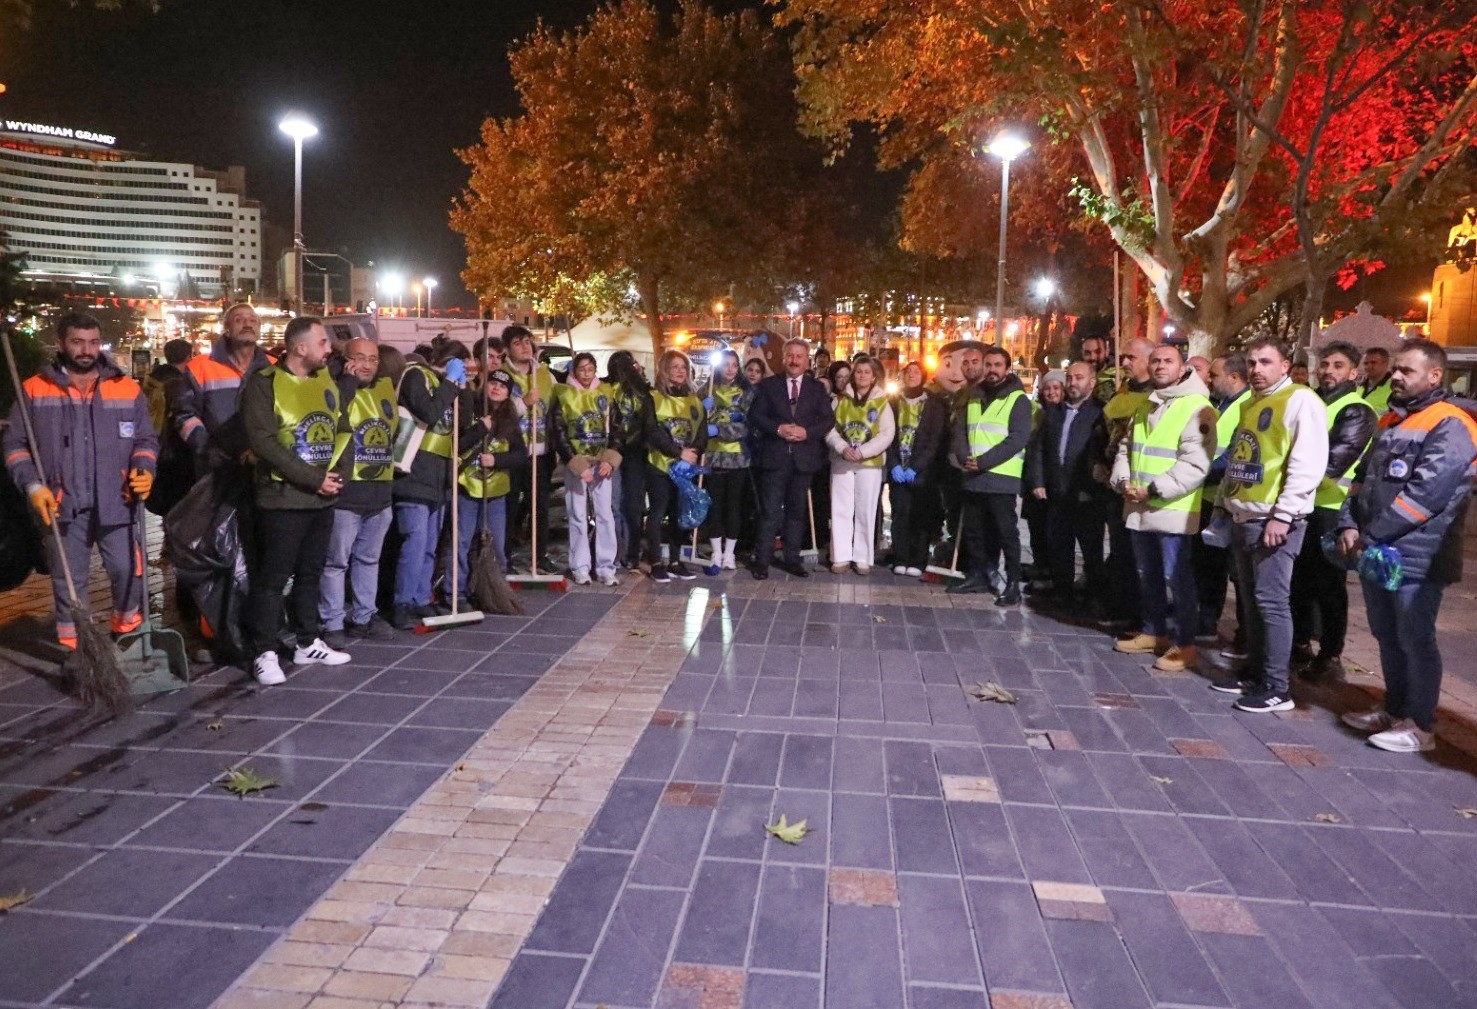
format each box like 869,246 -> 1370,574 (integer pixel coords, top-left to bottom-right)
403,363 -> 452,459
708,383 -> 747,456
1129,394 -> 1213,512
1214,390 -> 1249,461
649,390 -> 703,474
556,382 -> 611,456
345,377 -> 397,482
965,389 -> 1025,478
1362,378 -> 1392,415
459,433 -> 512,499
508,362 -> 555,448
1222,383 -> 1300,505
1314,388 -> 1368,510
894,395 -> 925,467
834,394 -> 887,468
269,366 -> 340,481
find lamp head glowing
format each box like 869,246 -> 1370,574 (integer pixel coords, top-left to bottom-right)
379,273 -> 404,297
986,131 -> 1030,162
713,301 -> 726,315
278,114 -> 319,143
1033,277 -> 1057,299
787,301 -> 800,315
424,277 -> 438,290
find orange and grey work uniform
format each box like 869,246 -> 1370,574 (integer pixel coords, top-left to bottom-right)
3,356 -> 159,646
170,338 -> 274,473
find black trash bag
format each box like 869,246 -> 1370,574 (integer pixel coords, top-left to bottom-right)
164,467 -> 252,661
0,466 -> 46,591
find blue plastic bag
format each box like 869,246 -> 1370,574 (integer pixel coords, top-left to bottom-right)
668,459 -> 711,530
1358,543 -> 1403,591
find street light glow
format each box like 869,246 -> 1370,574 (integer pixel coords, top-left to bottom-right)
380,273 -> 404,297
787,301 -> 800,315
713,301 -> 725,315
424,278 -> 438,291
1033,277 -> 1057,299
278,114 -> 319,142
987,131 -> 1030,162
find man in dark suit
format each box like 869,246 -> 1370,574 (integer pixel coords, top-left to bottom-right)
749,338 -> 835,578
1027,360 -> 1109,605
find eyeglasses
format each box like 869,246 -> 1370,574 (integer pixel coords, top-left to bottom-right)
347,354 -> 379,364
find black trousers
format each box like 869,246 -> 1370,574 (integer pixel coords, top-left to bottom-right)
245,506 -> 333,655
1045,493 -> 1105,596
620,456 -> 648,566
1193,502 -> 1249,640
1292,507 -> 1349,656
509,455 -> 553,559
707,468 -> 748,540
961,491 -> 1020,583
1104,509 -> 1141,623
889,480 -> 935,570
643,468 -> 681,564
809,465 -> 832,548
757,461 -> 814,567
1023,492 -> 1049,572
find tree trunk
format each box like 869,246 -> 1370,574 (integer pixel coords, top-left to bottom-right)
1297,275 -> 1326,355
638,275 -> 664,359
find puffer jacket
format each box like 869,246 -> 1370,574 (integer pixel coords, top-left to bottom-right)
1110,369 -> 1217,535
1320,380 -> 1378,495
3,354 -> 159,527
951,373 -> 1033,495
392,363 -> 459,506
1338,387 -> 1477,584
170,337 -> 274,466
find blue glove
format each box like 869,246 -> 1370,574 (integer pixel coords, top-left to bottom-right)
891,465 -> 907,484
443,358 -> 467,386
707,424 -> 719,438
703,396 -> 715,412
903,467 -> 917,483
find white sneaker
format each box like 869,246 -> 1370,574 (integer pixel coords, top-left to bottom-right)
293,637 -> 351,666
893,565 -> 907,575
253,651 -> 286,685
722,551 -> 736,570
905,567 -> 923,578
572,569 -> 593,586
855,564 -> 871,575
597,571 -> 619,587
1368,719 -> 1435,753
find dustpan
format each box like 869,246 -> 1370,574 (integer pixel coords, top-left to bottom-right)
116,504 -> 190,693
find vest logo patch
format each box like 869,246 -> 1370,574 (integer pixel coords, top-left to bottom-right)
355,416 -> 394,475
574,409 -> 606,450
1388,458 -> 1410,479
1225,429 -> 1265,485
294,411 -> 337,466
117,421 -> 134,439
842,420 -> 871,446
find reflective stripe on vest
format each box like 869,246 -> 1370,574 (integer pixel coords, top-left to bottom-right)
1314,389 -> 1368,510
1222,383 -> 1300,505
556,383 -> 611,456
708,383 -> 746,456
404,364 -> 452,458
346,377 -> 397,482
965,389 -> 1025,478
1215,391 -> 1248,462
834,395 -> 887,468
895,396 -> 924,466
1128,393 -> 1212,512
648,391 -> 702,473
270,366 -> 340,479
459,435 -> 512,498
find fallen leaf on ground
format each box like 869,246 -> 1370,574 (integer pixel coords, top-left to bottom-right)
969,681 -> 1017,704
1149,775 -> 1174,785
221,767 -> 278,798
627,628 -> 649,638
1314,812 -> 1342,823
765,814 -> 811,844
872,615 -> 887,623
0,890 -> 31,912
1457,807 -> 1477,819
206,720 -> 224,731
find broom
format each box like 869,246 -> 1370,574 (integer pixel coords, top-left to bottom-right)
2,327 -> 132,716
419,394 -> 485,631
506,393 -> 567,591
466,398 -> 524,615
923,515 -> 966,583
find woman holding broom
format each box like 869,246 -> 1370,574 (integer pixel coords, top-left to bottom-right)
451,368 -> 526,608
553,352 -> 623,586
703,349 -> 752,570
643,349 -> 707,584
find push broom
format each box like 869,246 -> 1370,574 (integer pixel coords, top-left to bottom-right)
419,394 -> 485,631
2,327 -> 132,715
506,397 -> 567,592
922,515 -> 966,583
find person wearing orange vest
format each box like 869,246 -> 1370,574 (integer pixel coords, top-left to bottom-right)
1337,340 -> 1477,753
170,302 -> 275,476
3,313 -> 159,648
1110,345 -> 1217,672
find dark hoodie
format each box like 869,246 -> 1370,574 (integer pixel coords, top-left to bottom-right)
951,373 -> 1032,495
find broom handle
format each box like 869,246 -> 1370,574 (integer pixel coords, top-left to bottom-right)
690,456 -> 705,553
135,502 -> 154,657
530,418 -> 539,577
807,487 -> 818,552
1,329 -> 83,606
450,394 -> 461,615
950,514 -> 963,570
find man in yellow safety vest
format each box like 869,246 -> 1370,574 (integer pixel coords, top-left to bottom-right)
1359,347 -> 1394,416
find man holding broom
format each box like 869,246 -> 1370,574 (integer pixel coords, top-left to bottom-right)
4,313 -> 159,651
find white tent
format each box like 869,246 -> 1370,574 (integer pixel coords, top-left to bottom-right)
566,317 -> 658,368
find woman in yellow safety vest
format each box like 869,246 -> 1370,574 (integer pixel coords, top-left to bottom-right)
825,356 -> 895,573
642,350 -> 708,583
553,353 -> 623,586
703,349 -> 753,571
452,369 -> 527,606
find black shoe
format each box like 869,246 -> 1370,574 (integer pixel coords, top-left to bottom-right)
946,574 -> 991,595
669,561 -> 698,581
390,604 -> 416,631
1304,654 -> 1345,682
1291,642 -> 1315,669
751,564 -> 770,580
1209,676 -> 1256,694
349,615 -> 397,641
650,564 -> 672,584
995,582 -> 1022,606
777,560 -> 809,578
323,628 -> 350,651
1235,689 -> 1296,713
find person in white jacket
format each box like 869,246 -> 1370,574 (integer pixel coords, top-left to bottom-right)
1212,336 -> 1330,713
825,356 -> 895,573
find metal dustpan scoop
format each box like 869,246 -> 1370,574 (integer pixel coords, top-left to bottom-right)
117,505 -> 191,694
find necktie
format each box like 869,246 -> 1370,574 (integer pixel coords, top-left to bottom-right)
790,379 -> 799,406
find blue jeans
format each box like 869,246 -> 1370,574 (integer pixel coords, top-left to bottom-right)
455,495 -> 507,600
1129,529 -> 1197,646
393,501 -> 444,608
320,507 -> 393,629
1363,579 -> 1445,731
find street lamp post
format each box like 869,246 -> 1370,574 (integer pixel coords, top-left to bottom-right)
278,114 -> 319,314
986,131 -> 1030,347
714,300 -> 726,331
424,278 -> 438,318
787,300 -> 800,338
412,283 -> 423,318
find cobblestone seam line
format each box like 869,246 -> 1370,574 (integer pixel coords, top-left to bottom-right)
211,584 -> 714,1009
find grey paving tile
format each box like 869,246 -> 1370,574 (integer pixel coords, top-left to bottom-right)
631,804 -> 714,887
906,987 -> 989,1009
491,952 -> 586,1009
898,874 -> 981,987
168,853 -> 349,926
1103,890 -> 1228,1007
1121,813 -> 1229,894
781,735 -> 834,791
1063,808 -> 1158,890
315,690 -> 427,724
1185,757 -> 1289,820
950,802 -> 1025,880
620,725 -> 688,781
708,675 -> 759,716
32,846 -> 219,917
263,719 -> 388,759
245,801 -> 404,861
965,878 -> 1062,994
0,839 -> 97,893
1243,821 -> 1372,906
1057,706 -> 1128,753
1181,816 -> 1299,900
1045,918 -> 1154,1009
831,792 -> 894,870
1136,755 -> 1233,817
308,759 -> 446,807
825,904 -> 906,1009
578,886 -> 685,1007
745,972 -> 822,1009
1003,804 -> 1092,884
1,788 -> 178,845
406,696 -> 513,729
751,864 -> 826,972
362,664 -> 463,691
983,746 -> 1055,805
892,797 -> 958,875
1320,906 -> 1464,1008
0,909 -> 134,1002
360,725 -> 482,764
1035,749 -> 1113,809
1293,766 -> 1411,829
674,728 -> 737,783
769,788 -> 830,868
1103,708 -> 1178,756
882,683 -> 932,723
832,736 -> 887,794
586,779 -> 664,851
1388,909 -> 1477,1000
673,858 -> 761,966
525,850 -> 632,955
151,714 -> 291,754
1197,931 -> 1314,1009
794,679 -> 840,719
446,672 -> 540,700
747,676 -> 796,716
1364,828 -> 1477,915
61,921 -> 277,1009
1247,901 -> 1402,1009
705,784 -> 773,861
840,680 -> 885,721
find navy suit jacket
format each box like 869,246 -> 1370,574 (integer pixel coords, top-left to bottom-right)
748,372 -> 834,474
1027,398 -> 1108,501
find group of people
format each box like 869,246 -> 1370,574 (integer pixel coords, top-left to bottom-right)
4,308 -> 1474,755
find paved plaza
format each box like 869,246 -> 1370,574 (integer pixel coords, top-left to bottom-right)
4,545 -> 1477,1009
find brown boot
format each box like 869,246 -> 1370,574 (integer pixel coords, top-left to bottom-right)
1115,632 -> 1157,654
1154,644 -> 1196,672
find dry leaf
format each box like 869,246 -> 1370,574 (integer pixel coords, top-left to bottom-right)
872,615 -> 887,623
1314,812 -> 1342,823
0,890 -> 31,912
1149,775 -> 1174,785
206,720 -> 224,732
627,628 -> 649,638
968,681 -> 1017,704
221,766 -> 278,798
765,813 -> 811,845
1456,807 -> 1477,819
